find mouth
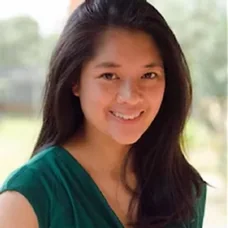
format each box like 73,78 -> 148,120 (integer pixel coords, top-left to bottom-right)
110,111 -> 144,121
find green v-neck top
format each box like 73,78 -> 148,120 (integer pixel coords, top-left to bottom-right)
0,146 -> 207,228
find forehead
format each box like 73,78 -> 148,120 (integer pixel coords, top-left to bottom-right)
90,28 -> 163,64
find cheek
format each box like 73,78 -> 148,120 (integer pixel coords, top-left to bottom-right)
145,82 -> 165,108
79,81 -> 115,112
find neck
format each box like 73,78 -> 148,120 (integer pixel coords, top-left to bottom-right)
65,124 -> 133,177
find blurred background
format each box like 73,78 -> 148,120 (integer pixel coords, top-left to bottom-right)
0,0 -> 226,227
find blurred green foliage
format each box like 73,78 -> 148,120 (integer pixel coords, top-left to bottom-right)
0,16 -> 58,68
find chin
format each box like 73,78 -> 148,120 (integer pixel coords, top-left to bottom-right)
112,134 -> 142,145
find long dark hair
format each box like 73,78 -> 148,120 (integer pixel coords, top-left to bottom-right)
32,0 -> 206,227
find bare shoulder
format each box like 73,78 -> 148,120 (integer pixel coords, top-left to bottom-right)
0,191 -> 38,228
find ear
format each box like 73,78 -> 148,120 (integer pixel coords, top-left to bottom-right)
72,83 -> 80,97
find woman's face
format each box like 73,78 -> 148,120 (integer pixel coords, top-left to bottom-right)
73,28 -> 165,145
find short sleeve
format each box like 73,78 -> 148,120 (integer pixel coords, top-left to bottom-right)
0,166 -> 51,228
189,183 -> 207,228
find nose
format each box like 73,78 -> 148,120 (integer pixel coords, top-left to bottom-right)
116,80 -> 142,105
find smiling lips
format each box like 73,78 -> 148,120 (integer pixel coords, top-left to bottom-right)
110,111 -> 144,120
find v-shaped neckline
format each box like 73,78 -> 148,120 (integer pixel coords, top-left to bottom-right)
56,146 -> 125,228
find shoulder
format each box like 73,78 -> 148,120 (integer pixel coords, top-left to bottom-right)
0,146 -> 61,227
0,146 -> 60,196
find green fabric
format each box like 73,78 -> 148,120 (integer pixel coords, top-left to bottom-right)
0,146 -> 206,228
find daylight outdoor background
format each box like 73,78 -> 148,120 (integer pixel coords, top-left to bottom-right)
0,0 -> 227,227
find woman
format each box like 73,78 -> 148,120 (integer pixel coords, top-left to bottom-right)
0,0 -> 207,227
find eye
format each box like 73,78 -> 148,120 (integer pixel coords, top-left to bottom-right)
100,73 -> 118,80
142,72 -> 158,79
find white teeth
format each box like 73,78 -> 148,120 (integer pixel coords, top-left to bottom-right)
111,111 -> 141,120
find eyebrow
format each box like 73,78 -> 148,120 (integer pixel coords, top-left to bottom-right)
94,62 -> 121,68
94,61 -> 164,69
